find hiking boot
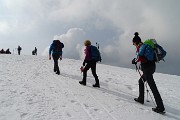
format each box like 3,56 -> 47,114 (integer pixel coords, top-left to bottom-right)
134,98 -> 144,104
93,83 -> 100,88
152,107 -> 165,113
79,81 -> 86,86
56,71 -> 60,75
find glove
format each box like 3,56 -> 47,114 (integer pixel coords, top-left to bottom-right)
132,58 -> 137,65
83,61 -> 86,66
49,54 -> 51,60
80,66 -> 84,72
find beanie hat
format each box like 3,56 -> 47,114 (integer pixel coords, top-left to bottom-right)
132,32 -> 141,45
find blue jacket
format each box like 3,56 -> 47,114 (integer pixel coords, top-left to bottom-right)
138,44 -> 154,61
49,42 -> 64,55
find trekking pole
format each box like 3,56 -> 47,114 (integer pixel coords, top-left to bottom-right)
96,42 -> 99,49
80,66 -> 84,80
145,82 -> 150,102
135,64 -> 156,106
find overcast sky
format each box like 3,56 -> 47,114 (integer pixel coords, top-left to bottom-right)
0,0 -> 180,76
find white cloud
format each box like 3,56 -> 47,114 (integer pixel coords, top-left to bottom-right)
41,46 -> 49,56
103,45 -> 116,56
0,21 -> 10,34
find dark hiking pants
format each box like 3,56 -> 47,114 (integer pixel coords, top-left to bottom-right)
139,62 -> 164,108
18,50 -> 20,55
82,60 -> 99,84
52,53 -> 61,73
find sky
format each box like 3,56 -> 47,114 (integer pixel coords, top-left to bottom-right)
0,54 -> 180,120
0,0 -> 180,76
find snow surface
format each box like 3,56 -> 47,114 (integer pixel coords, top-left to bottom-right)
0,54 -> 180,120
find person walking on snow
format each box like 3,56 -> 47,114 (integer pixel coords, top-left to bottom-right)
49,40 -> 64,75
17,45 -> 22,55
34,47 -> 37,55
79,40 -> 100,88
132,32 -> 165,113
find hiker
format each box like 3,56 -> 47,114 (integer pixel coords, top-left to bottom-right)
5,48 -> 11,54
32,47 -> 37,55
17,45 -> 22,55
132,32 -> 165,113
34,47 -> 37,55
0,49 -> 5,54
49,40 -> 64,75
79,40 -> 100,88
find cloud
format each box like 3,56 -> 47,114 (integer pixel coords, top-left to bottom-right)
0,21 -> 10,34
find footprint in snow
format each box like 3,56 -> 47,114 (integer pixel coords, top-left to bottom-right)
20,113 -> 28,118
125,85 -> 134,91
70,100 -> 77,103
66,112 -> 72,117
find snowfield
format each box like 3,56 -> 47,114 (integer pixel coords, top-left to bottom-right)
0,54 -> 180,120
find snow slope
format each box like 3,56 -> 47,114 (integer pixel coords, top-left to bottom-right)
0,54 -> 180,120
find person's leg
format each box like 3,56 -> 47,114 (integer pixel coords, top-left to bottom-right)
139,76 -> 145,100
146,74 -> 165,111
143,63 -> 165,112
134,76 -> 145,104
56,54 -> 61,74
90,61 -> 100,87
79,62 -> 91,85
52,54 -> 60,74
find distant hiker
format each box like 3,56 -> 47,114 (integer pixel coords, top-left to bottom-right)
0,49 -> 5,54
79,40 -> 101,88
32,47 -> 37,55
132,32 -> 165,113
5,48 -> 11,54
34,47 -> 37,55
17,45 -> 22,55
49,40 -> 64,75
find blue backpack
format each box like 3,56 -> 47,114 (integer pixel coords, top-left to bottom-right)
154,44 -> 166,62
91,45 -> 102,62
143,39 -> 166,62
53,40 -> 64,55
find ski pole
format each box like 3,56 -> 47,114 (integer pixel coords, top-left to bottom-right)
145,82 -> 150,102
135,64 -> 156,106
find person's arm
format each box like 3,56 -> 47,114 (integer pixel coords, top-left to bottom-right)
49,44 -> 53,60
136,44 -> 146,63
61,43 -> 64,48
83,46 -> 90,66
